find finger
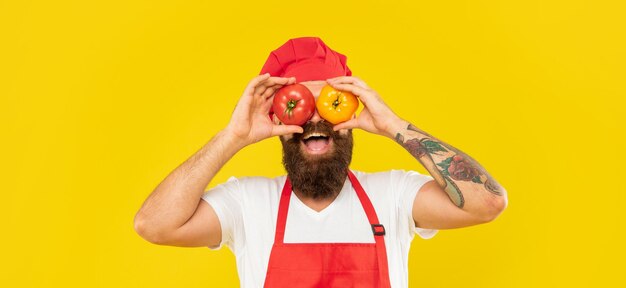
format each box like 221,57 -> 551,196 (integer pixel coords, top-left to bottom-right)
255,77 -> 295,98
327,76 -> 369,88
253,85 -> 267,98
261,86 -> 278,99
246,73 -> 271,94
333,118 -> 359,131
272,124 -> 304,136
253,82 -> 278,98
327,82 -> 368,98
258,76 -> 296,89
260,96 -> 273,112
327,76 -> 355,82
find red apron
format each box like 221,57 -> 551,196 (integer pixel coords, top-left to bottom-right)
263,170 -> 391,288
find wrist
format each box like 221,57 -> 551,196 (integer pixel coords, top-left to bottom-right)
384,117 -> 408,140
218,128 -> 250,151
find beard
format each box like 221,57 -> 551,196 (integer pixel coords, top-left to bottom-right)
280,121 -> 354,200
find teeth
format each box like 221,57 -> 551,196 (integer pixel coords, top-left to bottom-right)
303,132 -> 328,140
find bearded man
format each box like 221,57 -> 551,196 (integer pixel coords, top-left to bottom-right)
134,37 -> 508,288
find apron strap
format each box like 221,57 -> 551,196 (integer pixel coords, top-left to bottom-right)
348,170 -> 392,288
274,177 -> 293,244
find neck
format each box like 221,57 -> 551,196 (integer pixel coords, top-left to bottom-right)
292,187 -> 342,212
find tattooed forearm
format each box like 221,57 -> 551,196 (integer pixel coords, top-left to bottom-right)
396,123 -> 506,208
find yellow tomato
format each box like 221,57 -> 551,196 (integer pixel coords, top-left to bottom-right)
315,84 -> 360,124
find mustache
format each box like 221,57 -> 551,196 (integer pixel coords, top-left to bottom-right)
291,121 -> 339,142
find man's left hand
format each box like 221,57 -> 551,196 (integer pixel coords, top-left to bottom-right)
327,76 -> 404,139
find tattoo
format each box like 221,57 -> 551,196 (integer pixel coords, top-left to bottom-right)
404,138 -> 428,158
485,178 -> 505,196
437,155 -> 483,184
421,139 -> 448,155
443,174 -> 465,207
397,122 -> 505,208
395,133 -> 404,145
407,123 -> 434,138
421,151 -> 465,207
443,144 -> 505,196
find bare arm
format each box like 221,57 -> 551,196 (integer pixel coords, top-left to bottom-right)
133,130 -> 243,244
390,119 -> 508,222
328,76 -> 507,228
133,73 -> 302,246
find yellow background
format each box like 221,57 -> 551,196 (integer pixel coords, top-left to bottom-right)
2,0 -> 624,287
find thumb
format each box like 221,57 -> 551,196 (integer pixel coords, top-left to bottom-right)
333,118 -> 359,131
271,124 -> 304,137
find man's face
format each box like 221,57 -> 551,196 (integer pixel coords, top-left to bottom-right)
277,80 -> 354,200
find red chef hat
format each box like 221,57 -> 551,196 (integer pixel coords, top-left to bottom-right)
260,37 -> 352,122
259,37 -> 352,82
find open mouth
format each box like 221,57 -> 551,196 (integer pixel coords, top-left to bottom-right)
301,132 -> 332,155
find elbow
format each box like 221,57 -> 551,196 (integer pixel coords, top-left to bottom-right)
480,193 -> 508,223
134,215 -> 168,245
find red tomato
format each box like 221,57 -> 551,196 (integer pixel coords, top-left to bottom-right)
271,83 -> 315,126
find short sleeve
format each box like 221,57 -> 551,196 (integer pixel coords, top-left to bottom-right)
393,169 -> 439,240
201,176 -> 244,251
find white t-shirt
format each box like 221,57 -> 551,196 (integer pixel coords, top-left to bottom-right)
201,169 -> 438,288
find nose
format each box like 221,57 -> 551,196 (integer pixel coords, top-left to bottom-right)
308,107 -> 323,123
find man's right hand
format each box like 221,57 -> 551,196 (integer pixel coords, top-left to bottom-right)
135,73 -> 305,247
224,73 -> 304,147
